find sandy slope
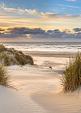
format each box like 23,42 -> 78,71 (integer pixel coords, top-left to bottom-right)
0,86 -> 46,113
7,57 -> 67,113
32,91 -> 81,113
1,56 -> 81,113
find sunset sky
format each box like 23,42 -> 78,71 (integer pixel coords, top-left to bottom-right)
0,0 -> 81,30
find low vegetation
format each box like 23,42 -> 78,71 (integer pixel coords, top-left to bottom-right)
0,44 -> 34,86
0,45 -> 34,66
62,53 -> 81,92
0,65 -> 8,86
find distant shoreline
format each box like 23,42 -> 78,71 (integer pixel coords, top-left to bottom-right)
24,51 -> 78,58
2,41 -> 81,45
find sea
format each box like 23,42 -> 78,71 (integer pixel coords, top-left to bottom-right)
1,42 -> 81,53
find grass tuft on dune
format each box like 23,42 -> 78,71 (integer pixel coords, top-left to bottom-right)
0,65 -> 8,86
63,53 -> 81,92
0,45 -> 34,66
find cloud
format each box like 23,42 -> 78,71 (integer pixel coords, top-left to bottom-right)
73,28 -> 81,32
1,27 -> 81,42
0,3 -> 39,17
65,0 -> 78,2
7,27 -> 45,35
0,3 -> 80,19
58,4 -> 80,10
0,4 -> 81,30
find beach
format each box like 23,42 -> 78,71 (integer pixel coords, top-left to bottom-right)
0,0 -> 81,112
0,42 -> 81,113
5,52 -> 69,113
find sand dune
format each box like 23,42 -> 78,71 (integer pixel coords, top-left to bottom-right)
0,56 -> 81,113
32,91 -> 81,113
0,86 -> 46,113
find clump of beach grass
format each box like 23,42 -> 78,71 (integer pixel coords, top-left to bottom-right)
0,44 -> 34,66
62,53 -> 81,92
0,44 -> 6,52
0,65 -> 8,86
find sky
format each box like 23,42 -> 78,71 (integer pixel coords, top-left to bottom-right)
0,0 -> 81,30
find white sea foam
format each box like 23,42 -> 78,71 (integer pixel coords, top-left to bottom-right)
2,42 -> 81,53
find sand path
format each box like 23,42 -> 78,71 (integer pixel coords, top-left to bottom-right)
3,57 -> 69,113
6,63 -> 62,113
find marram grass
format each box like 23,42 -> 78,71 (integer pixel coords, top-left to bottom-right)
0,44 -> 34,66
62,53 -> 81,92
0,65 -> 8,86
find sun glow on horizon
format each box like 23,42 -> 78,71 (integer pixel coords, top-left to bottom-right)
0,1 -> 80,31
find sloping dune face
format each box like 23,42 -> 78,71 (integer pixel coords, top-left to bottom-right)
32,91 -> 81,113
6,56 -> 64,113
7,56 -> 81,113
8,65 -> 62,95
0,85 -> 48,113
1,54 -> 81,113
